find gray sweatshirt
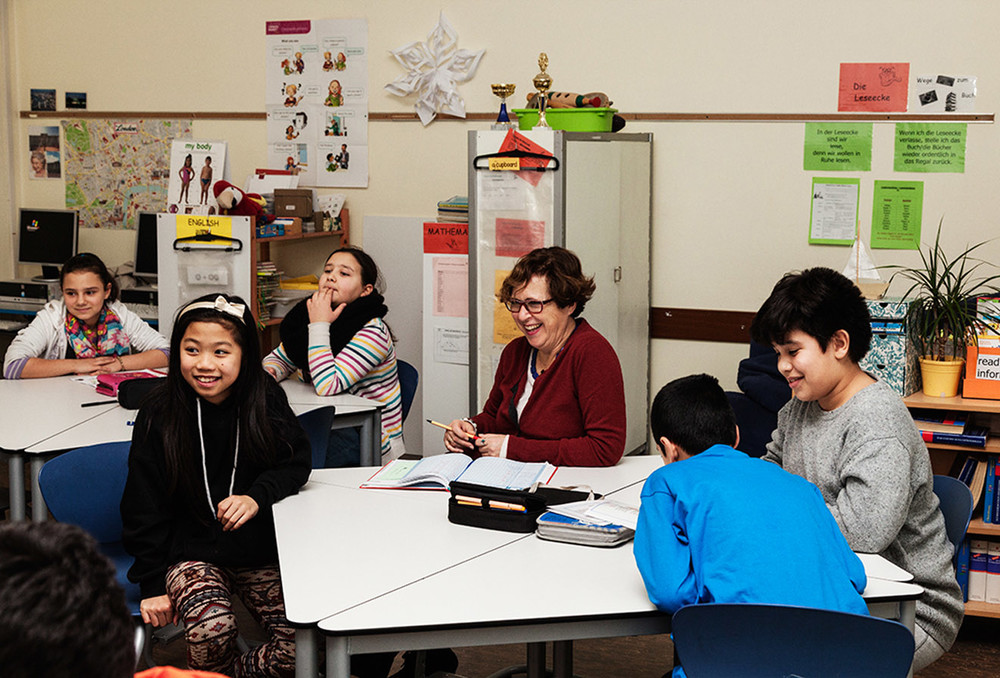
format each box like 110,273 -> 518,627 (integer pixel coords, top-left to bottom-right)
763,379 -> 963,651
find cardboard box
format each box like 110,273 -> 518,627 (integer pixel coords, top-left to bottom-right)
274,188 -> 313,219
964,340 -> 1000,400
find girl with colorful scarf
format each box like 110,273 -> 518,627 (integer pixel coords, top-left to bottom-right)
3,253 -> 169,379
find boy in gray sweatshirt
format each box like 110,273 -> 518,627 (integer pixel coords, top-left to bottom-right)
752,266 -> 963,672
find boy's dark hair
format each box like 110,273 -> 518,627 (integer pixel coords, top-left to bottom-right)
0,522 -> 134,678
650,374 -> 737,455
750,266 -> 872,363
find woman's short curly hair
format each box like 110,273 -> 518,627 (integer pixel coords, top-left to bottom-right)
499,247 -> 596,318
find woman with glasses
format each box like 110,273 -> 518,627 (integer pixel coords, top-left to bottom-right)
443,246 -> 626,466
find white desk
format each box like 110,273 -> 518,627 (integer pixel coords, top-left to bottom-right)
274,456 -> 662,677
273,457 -> 923,678
3,376 -> 381,521
0,376 -> 116,521
279,380 -> 384,466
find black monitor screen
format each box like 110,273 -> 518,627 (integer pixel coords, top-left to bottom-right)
18,208 -> 78,280
134,212 -> 159,279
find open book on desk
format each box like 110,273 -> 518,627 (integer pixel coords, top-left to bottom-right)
360,453 -> 556,491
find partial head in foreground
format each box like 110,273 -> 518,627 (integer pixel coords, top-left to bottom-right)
650,373 -> 738,461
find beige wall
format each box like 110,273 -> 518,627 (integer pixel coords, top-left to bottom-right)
4,0 -> 999,392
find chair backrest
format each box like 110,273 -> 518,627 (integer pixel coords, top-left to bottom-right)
297,405 -> 338,469
933,474 -> 974,559
38,441 -> 132,544
397,359 -> 419,422
38,441 -> 143,617
671,603 -> 915,678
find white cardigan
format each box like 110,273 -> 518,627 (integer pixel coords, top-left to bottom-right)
3,298 -> 169,379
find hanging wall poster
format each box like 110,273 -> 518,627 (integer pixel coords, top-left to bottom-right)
870,180 -> 923,250
808,177 -> 859,246
166,139 -> 228,216
265,18 -> 369,188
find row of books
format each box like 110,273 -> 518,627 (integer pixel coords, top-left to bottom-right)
957,538 -> 1000,604
947,453 -> 1000,523
912,408 -> 991,448
436,195 -> 468,223
256,261 -> 281,324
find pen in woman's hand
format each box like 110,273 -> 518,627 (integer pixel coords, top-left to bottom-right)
426,419 -> 480,443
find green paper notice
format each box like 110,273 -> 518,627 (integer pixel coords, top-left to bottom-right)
870,180 -> 923,249
894,123 -> 966,173
803,123 -> 872,171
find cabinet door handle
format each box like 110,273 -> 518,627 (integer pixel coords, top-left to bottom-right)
613,266 -> 622,283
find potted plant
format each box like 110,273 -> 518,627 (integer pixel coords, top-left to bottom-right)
883,221 -> 1000,398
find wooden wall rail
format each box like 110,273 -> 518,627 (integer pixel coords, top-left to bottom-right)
20,111 -> 995,123
650,307 -> 756,344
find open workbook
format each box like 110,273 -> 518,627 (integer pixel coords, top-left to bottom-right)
360,453 -> 557,491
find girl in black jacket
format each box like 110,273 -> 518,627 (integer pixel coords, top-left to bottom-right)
122,293 -> 311,677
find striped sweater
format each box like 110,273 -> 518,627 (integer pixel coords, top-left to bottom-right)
262,317 -> 405,460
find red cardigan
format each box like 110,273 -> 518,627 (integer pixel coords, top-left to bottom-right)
471,319 -> 626,467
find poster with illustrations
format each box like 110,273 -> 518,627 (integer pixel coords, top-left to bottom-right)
265,18 -> 369,187
27,125 -> 61,180
166,139 -> 228,215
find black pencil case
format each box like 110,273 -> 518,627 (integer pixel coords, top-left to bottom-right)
447,481 -> 598,533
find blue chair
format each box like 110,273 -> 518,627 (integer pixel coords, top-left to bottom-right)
297,405 -> 338,469
397,359 -> 419,422
37,441 -> 151,667
671,603 -> 915,678
933,474 -> 974,561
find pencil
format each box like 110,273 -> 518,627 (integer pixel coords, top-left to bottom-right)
426,419 -> 480,442
81,400 -> 117,408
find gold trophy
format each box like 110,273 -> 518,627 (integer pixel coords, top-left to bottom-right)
490,83 -> 516,129
532,53 -> 553,129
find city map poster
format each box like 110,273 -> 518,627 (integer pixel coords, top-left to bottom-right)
63,119 -> 192,230
167,139 -> 229,216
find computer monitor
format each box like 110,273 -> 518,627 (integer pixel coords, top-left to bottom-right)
17,208 -> 78,282
133,211 -> 159,284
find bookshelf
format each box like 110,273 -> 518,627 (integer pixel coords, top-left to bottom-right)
251,209 -> 349,354
904,392 -> 1000,618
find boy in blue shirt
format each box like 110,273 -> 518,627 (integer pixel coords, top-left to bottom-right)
633,373 -> 868,621
751,267 -> 962,671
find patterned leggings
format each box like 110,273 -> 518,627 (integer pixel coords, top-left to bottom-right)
166,561 -> 295,678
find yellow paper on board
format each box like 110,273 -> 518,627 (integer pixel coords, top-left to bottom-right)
493,269 -> 521,345
174,214 -> 234,244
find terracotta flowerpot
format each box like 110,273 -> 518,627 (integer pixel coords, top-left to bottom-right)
919,356 -> 965,398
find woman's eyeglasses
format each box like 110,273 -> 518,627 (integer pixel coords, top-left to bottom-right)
504,298 -> 553,314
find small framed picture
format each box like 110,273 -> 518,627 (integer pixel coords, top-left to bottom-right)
65,92 -> 87,109
30,88 -> 56,112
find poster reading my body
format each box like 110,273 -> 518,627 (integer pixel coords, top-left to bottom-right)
265,18 -> 369,188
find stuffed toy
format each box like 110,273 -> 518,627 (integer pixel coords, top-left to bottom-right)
213,181 -> 273,223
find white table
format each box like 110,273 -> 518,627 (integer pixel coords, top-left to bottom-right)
274,456 -> 662,677
279,380 -> 384,466
1,376 -> 118,521
3,376 -> 381,521
273,457 -> 923,678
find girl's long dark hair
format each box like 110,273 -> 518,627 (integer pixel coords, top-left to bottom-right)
143,293 -> 292,502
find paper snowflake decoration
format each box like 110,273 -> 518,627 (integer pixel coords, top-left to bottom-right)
385,12 -> 485,126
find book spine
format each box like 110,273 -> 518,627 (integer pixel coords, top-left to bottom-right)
994,456 -> 1000,524
969,539 -> 990,602
957,537 -> 971,602
987,541 -> 1000,604
924,430 -> 988,449
986,456 -> 996,524
959,456 -> 978,485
